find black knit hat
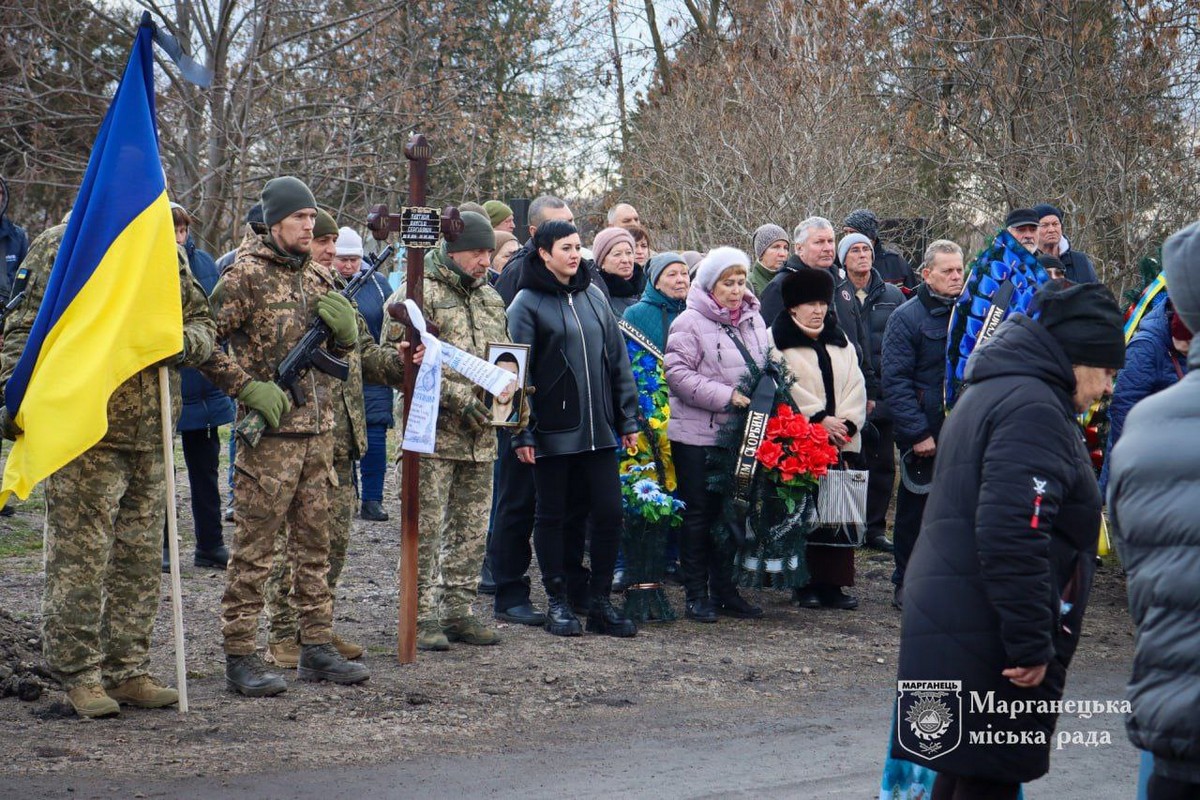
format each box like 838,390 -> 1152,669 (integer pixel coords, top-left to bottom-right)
781,267 -> 835,309
843,208 -> 879,241
1037,253 -> 1066,275
1031,280 -> 1125,368
1032,203 -> 1063,223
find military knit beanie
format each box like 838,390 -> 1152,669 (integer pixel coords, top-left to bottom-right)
313,209 -> 338,239
484,200 -> 514,229
447,211 -> 496,253
261,176 -> 317,227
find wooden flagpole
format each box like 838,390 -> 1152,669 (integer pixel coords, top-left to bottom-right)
157,366 -> 189,712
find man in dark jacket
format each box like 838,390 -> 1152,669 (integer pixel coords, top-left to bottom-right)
1108,221 -> 1200,799
842,208 -> 916,292
841,233 -> 904,552
494,195 -> 575,306
1033,203 -> 1098,283
167,203 -> 235,570
0,177 -> 29,301
894,281 -> 1124,796
880,239 -> 964,605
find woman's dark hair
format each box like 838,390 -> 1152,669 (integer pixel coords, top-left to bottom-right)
494,352 -> 519,367
532,220 -> 579,259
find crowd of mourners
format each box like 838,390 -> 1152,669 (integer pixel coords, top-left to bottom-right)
1,173 -> 1198,800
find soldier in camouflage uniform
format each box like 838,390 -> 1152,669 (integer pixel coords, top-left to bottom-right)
0,222 -> 216,718
263,210 -> 400,667
383,211 -> 509,651
201,177 -> 405,696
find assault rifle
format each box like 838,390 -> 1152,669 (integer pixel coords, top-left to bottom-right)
0,290 -> 26,324
235,244 -> 396,447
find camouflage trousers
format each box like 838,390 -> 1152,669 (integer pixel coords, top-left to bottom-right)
409,457 -> 492,625
222,432 -> 335,655
42,444 -> 165,690
264,452 -> 354,644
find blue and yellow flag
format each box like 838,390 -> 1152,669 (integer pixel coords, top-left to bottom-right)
1,22 -> 182,502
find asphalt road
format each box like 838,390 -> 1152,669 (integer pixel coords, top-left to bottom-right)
0,664 -> 1139,800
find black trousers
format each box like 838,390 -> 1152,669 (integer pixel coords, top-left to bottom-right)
863,418 -> 897,538
532,449 -> 620,599
672,441 -> 736,602
931,774 -> 1019,800
488,432 -> 590,611
164,427 -> 224,552
892,481 -> 928,587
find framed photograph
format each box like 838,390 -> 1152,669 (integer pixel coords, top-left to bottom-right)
484,342 -> 529,427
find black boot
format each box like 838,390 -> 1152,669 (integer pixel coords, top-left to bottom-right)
685,596 -> 718,623
818,585 -> 859,610
714,592 -> 764,619
792,585 -> 822,609
225,653 -> 287,697
298,643 -> 370,684
360,500 -> 388,522
478,557 -> 496,595
544,594 -> 582,637
161,548 -> 170,574
586,597 -> 637,638
194,544 -> 229,569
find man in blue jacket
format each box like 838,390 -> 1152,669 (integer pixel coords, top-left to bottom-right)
880,239 -> 964,608
165,203 -> 235,569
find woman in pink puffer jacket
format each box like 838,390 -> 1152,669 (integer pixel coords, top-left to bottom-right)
665,247 -> 769,624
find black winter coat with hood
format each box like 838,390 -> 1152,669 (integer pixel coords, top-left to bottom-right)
892,313 -> 1100,783
508,255 -> 638,458
1107,220 -> 1200,785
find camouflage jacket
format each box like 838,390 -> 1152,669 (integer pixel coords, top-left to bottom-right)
333,273 -> 407,461
1,224 -> 217,450
384,246 -> 509,462
201,232 -> 355,436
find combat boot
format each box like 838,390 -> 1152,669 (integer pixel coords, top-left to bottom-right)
586,597 -> 638,638
266,640 -> 300,669
444,617 -> 500,646
225,653 -> 287,697
544,595 -> 583,637
66,684 -> 120,719
417,621 -> 450,651
332,633 -> 363,660
107,675 -> 178,708
298,643 -> 370,685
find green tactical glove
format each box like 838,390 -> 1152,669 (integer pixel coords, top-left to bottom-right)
0,407 -> 22,441
238,380 -> 292,429
316,292 -> 357,346
464,399 -> 490,432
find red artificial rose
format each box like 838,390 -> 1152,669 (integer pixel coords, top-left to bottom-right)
780,455 -> 804,481
766,415 -> 785,438
757,439 -> 784,469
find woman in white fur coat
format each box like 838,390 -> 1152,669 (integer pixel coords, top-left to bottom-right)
768,267 -> 867,611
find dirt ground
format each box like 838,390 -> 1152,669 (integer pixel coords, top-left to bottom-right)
0,451 -> 1137,788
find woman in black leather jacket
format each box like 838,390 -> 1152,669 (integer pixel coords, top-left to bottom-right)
508,220 -> 640,638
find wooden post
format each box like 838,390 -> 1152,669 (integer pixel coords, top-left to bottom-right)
397,134 -> 430,664
157,366 -> 189,712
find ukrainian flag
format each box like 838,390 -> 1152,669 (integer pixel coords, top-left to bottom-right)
1,22 -> 182,502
